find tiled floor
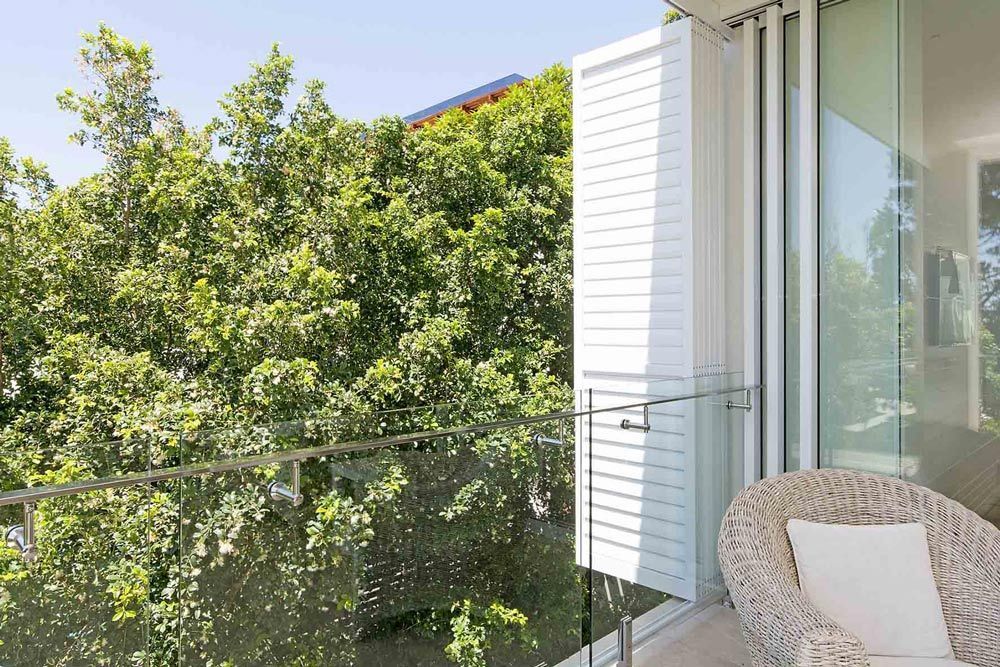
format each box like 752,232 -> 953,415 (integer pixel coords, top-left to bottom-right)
634,604 -> 751,667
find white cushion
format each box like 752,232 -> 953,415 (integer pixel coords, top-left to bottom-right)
869,658 -> 973,667
786,519 -> 953,658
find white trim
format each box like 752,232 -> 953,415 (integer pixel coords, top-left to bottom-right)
721,0 -> 772,20
572,47 -> 587,568
764,4 -> 785,477
798,0 -> 819,470
572,23 -> 681,72
720,0 -> 789,23
720,0 -> 799,25
742,17 -> 763,484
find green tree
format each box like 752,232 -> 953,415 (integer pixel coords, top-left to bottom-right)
56,24 -> 164,234
0,25 -> 577,666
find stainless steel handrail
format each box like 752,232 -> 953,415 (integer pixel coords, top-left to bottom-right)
0,384 -> 759,507
0,391 -> 573,456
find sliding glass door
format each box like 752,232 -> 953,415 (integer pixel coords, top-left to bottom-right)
806,0 -> 1000,522
897,0 -> 1000,522
817,0 -> 902,475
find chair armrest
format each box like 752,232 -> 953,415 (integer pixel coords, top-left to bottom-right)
718,506 -> 869,667
796,627 -> 869,667
722,559 -> 868,667
934,512 -> 1000,665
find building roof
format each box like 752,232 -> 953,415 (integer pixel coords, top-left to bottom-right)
403,73 -> 527,126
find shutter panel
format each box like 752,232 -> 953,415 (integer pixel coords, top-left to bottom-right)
573,17 -> 726,601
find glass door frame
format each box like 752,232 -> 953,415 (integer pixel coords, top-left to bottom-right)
734,0 -> 820,477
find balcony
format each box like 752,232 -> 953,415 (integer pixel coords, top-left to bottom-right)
5,1 -> 1000,664
0,378 -> 753,666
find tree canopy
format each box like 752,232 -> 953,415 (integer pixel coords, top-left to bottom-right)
0,25 -> 579,665
1,24 -> 573,454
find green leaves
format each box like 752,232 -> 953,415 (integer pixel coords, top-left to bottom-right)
445,599 -> 532,667
105,560 -> 150,624
214,43 -> 295,203
2,23 -> 576,665
55,23 -> 164,240
56,23 -> 162,163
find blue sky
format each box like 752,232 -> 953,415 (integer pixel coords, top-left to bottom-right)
1,0 -> 664,185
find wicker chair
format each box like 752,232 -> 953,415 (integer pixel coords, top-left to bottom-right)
717,468 -> 1000,667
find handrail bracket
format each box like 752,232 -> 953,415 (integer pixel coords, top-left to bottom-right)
5,502 -> 38,563
268,460 -> 305,506
726,389 -> 753,412
621,405 -> 652,433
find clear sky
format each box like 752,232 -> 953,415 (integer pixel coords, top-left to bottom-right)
1,0 -> 665,185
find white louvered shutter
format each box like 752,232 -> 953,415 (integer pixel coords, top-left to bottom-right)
573,17 -> 726,601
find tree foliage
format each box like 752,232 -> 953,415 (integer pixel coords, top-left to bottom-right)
0,25 -> 576,666
662,9 -> 685,25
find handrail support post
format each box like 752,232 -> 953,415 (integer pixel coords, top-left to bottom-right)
726,389 -> 753,412
268,460 -> 304,506
5,502 -> 38,563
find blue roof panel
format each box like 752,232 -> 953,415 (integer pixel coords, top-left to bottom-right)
403,73 -> 527,124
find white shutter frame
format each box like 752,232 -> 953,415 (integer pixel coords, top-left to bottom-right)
574,17 -> 727,601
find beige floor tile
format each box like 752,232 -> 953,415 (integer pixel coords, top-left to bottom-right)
633,605 -> 751,667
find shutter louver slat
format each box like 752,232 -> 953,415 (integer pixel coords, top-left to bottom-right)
573,17 -> 726,601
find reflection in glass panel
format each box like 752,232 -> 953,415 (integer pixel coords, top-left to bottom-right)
811,0 -> 1000,524
818,0 -> 902,475
581,382 -> 744,657
899,0 -> 1000,525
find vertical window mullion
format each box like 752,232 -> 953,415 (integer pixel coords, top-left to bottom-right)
764,4 -> 786,477
799,0 -> 819,469
742,17 -> 762,485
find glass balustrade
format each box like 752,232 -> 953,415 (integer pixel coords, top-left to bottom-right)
578,374 -> 746,665
0,378 -> 754,666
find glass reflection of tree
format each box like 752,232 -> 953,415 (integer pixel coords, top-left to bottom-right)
821,152 -> 914,460
977,162 -> 1000,434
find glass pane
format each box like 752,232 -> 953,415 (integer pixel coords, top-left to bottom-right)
177,417 -> 585,665
818,0 -> 902,475
692,390 -> 745,600
0,437 -> 158,665
812,0 -> 1000,524
580,378 -> 744,660
898,0 -> 1000,524
644,372 -> 750,398
784,15 -> 801,472
0,487 -> 153,665
354,421 -> 582,666
177,462 -> 356,665
174,397 -> 558,469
